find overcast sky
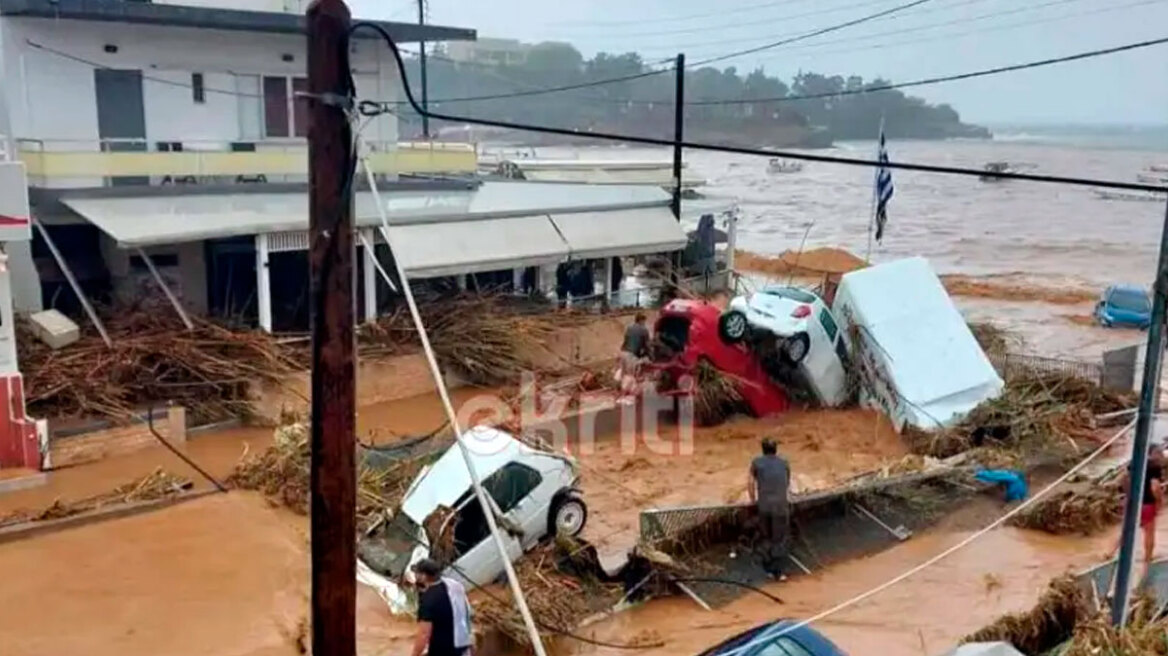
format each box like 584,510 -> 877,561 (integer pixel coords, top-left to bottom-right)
350,0 -> 1168,126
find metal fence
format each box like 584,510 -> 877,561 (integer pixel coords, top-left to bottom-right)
988,350 -> 1104,384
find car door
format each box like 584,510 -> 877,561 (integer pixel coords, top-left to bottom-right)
447,488 -> 523,586
483,461 -> 549,550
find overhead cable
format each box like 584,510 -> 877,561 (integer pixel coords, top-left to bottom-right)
357,26 -> 1168,197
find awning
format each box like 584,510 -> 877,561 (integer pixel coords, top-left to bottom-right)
384,215 -> 568,278
551,207 -> 687,259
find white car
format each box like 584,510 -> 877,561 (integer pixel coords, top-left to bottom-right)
718,285 -> 850,407
358,426 -> 585,611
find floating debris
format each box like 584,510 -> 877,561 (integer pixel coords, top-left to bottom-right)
963,575 -> 1091,655
1008,481 -> 1123,536
0,468 -> 192,528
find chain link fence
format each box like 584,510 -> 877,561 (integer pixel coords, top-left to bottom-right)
988,350 -> 1104,385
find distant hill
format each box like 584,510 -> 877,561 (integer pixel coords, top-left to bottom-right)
400,43 -> 989,147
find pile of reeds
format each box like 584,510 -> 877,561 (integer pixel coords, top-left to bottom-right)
963,575 -> 1093,655
227,421 -> 426,529
358,295 -> 592,385
967,320 -> 1017,355
473,536 -> 627,649
1062,594 -> 1168,655
19,310 -> 300,423
0,467 -> 192,528
691,359 -> 749,426
1008,480 -> 1124,535
906,369 -> 1134,464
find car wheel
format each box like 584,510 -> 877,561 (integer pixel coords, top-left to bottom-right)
783,332 -> 811,364
551,495 -> 587,537
719,310 -> 749,344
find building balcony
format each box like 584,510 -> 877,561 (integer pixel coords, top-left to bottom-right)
11,139 -> 478,187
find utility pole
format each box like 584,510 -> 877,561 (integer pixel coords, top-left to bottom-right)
418,0 -> 430,139
306,1 -> 356,654
670,53 -> 685,221
1111,196 -> 1168,626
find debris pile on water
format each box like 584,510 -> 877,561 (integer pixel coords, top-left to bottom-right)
472,537 -> 630,649
0,467 -> 192,528
227,420 -> 426,529
1061,594 -> 1168,656
967,320 -> 1018,355
1008,480 -> 1123,535
735,247 -> 866,277
940,274 -> 1097,305
18,309 -> 299,423
963,575 -> 1091,655
904,369 -> 1132,466
358,295 -> 602,386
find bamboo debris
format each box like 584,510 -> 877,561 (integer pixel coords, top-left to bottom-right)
1008,481 -> 1124,535
691,359 -> 749,426
227,421 -> 426,530
1061,594 -> 1168,656
357,295 -> 598,386
963,575 -> 1092,655
472,537 -> 627,649
0,468 -> 192,528
19,310 -> 299,423
967,321 -> 1018,355
905,369 -> 1134,465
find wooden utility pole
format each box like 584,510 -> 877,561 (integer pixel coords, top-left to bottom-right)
670,53 -> 685,220
306,1 -> 356,654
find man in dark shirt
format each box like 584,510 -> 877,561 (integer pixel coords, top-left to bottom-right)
618,313 -> 651,397
749,438 -> 791,580
411,559 -> 472,656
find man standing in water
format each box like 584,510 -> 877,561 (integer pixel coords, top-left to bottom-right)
411,559 -> 474,656
749,438 -> 791,581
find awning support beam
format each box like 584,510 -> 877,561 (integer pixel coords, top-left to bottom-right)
256,234 -> 272,332
360,228 -> 377,324
31,219 -> 111,347
135,247 -> 193,331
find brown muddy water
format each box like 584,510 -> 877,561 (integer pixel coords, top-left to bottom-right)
0,396 -> 1137,656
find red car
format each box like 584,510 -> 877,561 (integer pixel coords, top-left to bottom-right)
652,299 -> 789,418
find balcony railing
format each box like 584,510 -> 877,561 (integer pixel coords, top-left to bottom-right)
12,138 -> 478,186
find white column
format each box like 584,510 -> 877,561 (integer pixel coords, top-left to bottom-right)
513,268 -> 523,294
362,228 -> 377,323
603,257 -> 614,307
726,210 -> 739,271
255,233 -> 272,332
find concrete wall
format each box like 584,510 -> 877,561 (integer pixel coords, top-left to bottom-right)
102,237 -> 210,315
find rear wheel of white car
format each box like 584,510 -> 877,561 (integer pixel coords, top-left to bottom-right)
719,310 -> 749,344
551,495 -> 588,537
783,332 -> 811,364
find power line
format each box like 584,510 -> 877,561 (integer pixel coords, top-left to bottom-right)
686,0 -> 937,68
685,35 -> 1168,105
379,0 -> 938,105
355,19 -> 1168,194
631,0 -> 1091,58
549,0 -> 906,41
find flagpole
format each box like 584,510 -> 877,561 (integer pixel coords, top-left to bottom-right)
865,115 -> 885,264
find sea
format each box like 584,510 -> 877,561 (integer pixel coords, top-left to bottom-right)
489,129 -> 1168,359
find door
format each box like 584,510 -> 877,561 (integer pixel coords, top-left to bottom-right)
805,306 -> 849,405
94,69 -> 147,186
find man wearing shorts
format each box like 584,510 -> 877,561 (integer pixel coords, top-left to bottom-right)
618,313 -> 650,397
1111,447 -> 1165,566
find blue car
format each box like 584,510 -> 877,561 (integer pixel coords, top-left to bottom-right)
1094,284 -> 1151,329
698,620 -> 848,656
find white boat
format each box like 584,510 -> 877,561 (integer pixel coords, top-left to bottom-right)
1137,172 -> 1168,185
767,158 -> 804,174
1149,164 -> 1168,173
482,157 -> 706,190
1094,189 -> 1166,203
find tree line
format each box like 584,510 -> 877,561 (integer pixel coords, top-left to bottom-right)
401,42 -> 990,145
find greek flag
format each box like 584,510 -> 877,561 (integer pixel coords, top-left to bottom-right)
874,130 -> 894,242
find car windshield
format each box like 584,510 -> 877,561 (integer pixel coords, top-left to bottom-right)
1110,288 -> 1150,313
358,512 -> 424,577
760,287 -> 818,304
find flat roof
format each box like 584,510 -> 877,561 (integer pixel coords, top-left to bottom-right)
0,0 -> 476,42
57,181 -> 672,247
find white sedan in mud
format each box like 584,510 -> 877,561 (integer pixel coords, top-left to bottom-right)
718,285 -> 850,407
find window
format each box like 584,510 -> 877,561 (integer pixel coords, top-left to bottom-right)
1109,287 -> 1150,313
482,462 -> 543,514
754,639 -> 816,656
263,76 -> 309,138
761,286 -> 819,304
818,307 -> 838,342
130,253 -> 179,271
191,72 -> 205,104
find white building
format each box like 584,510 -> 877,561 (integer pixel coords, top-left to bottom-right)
445,38 -> 532,67
0,0 -> 690,335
